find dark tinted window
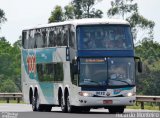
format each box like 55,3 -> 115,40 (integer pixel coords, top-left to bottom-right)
48,30 -> 56,47
29,30 -> 35,49
69,25 -> 76,49
77,25 -> 133,50
42,30 -> 47,47
35,32 -> 43,48
22,31 -> 27,49
37,63 -> 63,82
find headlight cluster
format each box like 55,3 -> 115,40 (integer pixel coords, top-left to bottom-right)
78,92 -> 93,97
127,92 -> 136,97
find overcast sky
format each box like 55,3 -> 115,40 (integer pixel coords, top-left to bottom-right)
0,0 -> 160,44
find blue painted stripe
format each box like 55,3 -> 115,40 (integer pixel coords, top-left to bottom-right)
81,86 -> 107,91
77,50 -> 134,57
81,86 -> 133,92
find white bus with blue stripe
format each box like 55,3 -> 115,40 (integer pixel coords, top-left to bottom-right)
21,18 -> 142,113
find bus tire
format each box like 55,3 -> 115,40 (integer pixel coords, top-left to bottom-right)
61,95 -> 67,112
32,95 -> 37,111
108,106 -> 124,114
66,94 -> 76,113
32,92 -> 43,112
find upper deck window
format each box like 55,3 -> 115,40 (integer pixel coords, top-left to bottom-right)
77,25 -> 133,50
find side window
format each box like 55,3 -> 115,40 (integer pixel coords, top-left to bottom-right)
69,25 -> 76,49
28,31 -> 32,49
54,63 -> 64,81
37,63 -> 63,82
37,63 -> 55,82
42,30 -> 47,47
22,31 -> 27,49
48,30 -> 55,47
30,30 -> 35,49
62,26 -> 68,46
57,27 -> 62,46
35,31 -> 43,48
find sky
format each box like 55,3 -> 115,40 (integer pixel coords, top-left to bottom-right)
0,0 -> 160,44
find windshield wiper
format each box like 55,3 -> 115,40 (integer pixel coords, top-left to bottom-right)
109,78 -> 131,85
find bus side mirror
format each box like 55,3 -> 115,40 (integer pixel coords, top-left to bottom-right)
138,61 -> 142,73
135,57 -> 142,73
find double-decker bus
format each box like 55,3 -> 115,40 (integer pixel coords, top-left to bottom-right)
21,18 -> 142,113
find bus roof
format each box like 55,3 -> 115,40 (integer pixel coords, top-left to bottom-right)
23,18 -> 130,31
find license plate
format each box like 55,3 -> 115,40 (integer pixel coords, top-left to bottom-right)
103,100 -> 112,104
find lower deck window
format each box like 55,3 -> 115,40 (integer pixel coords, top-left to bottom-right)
37,63 -> 63,82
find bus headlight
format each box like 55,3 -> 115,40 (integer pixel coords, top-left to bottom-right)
127,92 -> 135,97
78,92 -> 93,97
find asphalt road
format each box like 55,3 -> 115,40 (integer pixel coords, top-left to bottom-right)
0,104 -> 159,118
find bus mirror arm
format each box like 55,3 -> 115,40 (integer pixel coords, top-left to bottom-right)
134,56 -> 142,73
72,58 -> 77,65
72,58 -> 79,74
73,64 -> 78,74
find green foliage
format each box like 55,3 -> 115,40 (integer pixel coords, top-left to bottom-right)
48,0 -> 103,23
0,79 -> 19,92
135,39 -> 160,95
108,0 -> 138,19
48,5 -> 64,23
0,9 -> 7,29
64,4 -> 75,20
0,37 -> 21,93
73,0 -> 103,18
107,0 -> 155,41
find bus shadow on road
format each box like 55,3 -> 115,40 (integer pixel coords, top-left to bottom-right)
50,111 -> 110,114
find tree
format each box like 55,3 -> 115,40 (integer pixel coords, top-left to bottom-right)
48,0 -> 103,23
0,37 -> 21,92
107,0 -> 155,41
0,79 -> 19,92
71,0 -> 103,18
48,5 -> 64,23
135,39 -> 160,95
0,9 -> 7,29
64,4 -> 75,20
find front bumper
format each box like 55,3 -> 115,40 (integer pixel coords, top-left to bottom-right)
76,96 -> 136,107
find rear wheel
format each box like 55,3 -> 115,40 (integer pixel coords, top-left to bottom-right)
32,92 -> 44,112
32,95 -> 37,111
32,92 -> 41,111
66,95 -> 77,113
61,95 -> 67,112
108,106 -> 125,114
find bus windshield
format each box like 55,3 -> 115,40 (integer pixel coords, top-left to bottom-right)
108,58 -> 135,86
79,58 -> 107,86
79,58 -> 135,86
77,25 -> 133,50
